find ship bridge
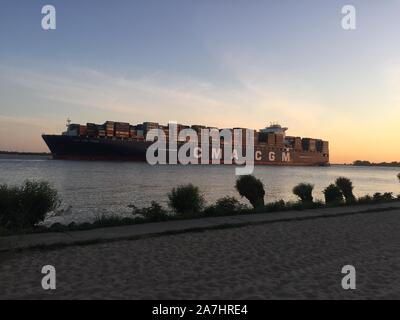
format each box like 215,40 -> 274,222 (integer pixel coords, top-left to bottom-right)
260,123 -> 288,136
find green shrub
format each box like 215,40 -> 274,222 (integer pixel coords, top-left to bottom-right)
0,184 -> 21,229
310,200 -> 325,209
357,194 -> 373,204
204,197 -> 248,216
48,222 -> 65,232
358,193 -> 397,204
235,175 -> 265,208
323,184 -> 344,205
0,225 -> 8,237
19,180 -> 60,227
373,192 -> 394,202
335,177 -> 355,203
289,199 -> 325,210
93,214 -> 130,228
0,180 -> 59,230
168,184 -> 205,216
131,201 -> 169,222
382,192 -> 394,201
372,193 -> 383,202
263,200 -> 287,212
292,183 -> 314,203
49,216 -> 144,233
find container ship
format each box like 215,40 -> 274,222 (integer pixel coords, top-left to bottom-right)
42,120 -> 329,166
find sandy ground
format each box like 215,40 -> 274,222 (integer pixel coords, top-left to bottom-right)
1,211 -> 400,300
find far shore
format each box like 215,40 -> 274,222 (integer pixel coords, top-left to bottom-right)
0,151 -> 50,156
341,160 -> 400,168
0,151 -> 51,161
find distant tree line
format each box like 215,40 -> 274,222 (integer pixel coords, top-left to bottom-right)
0,151 -> 50,156
353,160 -> 400,167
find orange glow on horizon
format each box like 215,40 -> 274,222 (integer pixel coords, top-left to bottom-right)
1,117 -> 399,165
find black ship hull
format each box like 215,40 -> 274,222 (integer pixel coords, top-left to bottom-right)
42,135 -> 150,161
42,135 -> 329,165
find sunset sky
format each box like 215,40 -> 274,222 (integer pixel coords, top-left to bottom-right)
0,0 -> 399,163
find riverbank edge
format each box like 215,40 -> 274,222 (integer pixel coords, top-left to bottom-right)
1,201 -> 400,253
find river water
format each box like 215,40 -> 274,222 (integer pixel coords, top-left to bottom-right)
0,155 -> 399,224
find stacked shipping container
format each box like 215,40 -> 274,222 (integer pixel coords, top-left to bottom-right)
105,121 -> 114,137
64,121 -> 328,156
115,122 -> 130,138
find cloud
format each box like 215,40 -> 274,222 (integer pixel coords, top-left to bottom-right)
0,114 -> 48,128
0,65 -> 250,124
0,64 -> 329,131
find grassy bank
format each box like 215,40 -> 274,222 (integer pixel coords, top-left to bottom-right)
43,196 -> 400,235
1,174 -> 399,237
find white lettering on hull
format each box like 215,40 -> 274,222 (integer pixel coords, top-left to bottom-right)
282,152 -> 291,162
269,152 -> 275,161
